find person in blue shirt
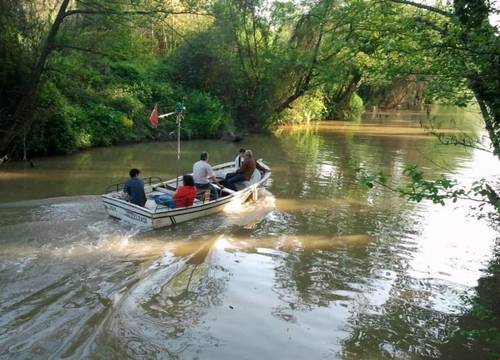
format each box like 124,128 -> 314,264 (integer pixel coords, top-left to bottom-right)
124,168 -> 147,207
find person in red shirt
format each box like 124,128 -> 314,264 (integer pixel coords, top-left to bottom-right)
173,174 -> 197,208
153,175 -> 197,208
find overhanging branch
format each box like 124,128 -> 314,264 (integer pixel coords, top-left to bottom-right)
414,16 -> 446,33
63,9 -> 212,18
386,0 -> 454,18
53,44 -> 116,58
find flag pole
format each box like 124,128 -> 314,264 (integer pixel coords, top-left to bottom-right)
176,111 -> 181,188
174,101 -> 185,188
150,101 -> 185,188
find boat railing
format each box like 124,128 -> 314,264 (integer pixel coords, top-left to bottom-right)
105,176 -> 163,193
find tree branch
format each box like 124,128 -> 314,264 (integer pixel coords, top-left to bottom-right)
414,16 -> 446,33
418,117 -> 493,153
63,9 -> 212,18
156,17 -> 196,49
385,0 -> 454,18
53,44 -> 116,58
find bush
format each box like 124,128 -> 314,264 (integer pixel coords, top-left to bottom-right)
85,104 -> 134,146
327,92 -> 365,121
21,48 -> 233,156
106,88 -> 144,116
278,90 -> 326,125
110,62 -> 142,83
28,81 -> 79,154
345,93 -> 365,121
182,90 -> 232,138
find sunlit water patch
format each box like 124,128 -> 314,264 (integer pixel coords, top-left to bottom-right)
0,108 -> 498,359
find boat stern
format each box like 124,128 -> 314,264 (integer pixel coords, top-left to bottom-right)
102,195 -> 154,228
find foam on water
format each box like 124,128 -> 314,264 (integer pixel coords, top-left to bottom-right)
0,192 -> 277,358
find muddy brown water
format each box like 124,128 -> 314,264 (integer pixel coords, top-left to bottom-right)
0,107 -> 498,359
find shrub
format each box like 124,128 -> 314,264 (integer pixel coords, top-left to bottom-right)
110,62 -> 142,83
278,90 -> 326,125
85,104 -> 133,146
182,90 -> 232,138
28,81 -> 79,154
327,93 -> 365,121
107,88 -> 144,116
345,93 -> 365,121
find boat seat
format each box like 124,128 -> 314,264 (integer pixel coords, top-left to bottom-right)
153,184 -> 177,192
194,183 -> 224,202
145,199 -> 158,209
152,187 -> 170,194
197,189 -> 210,202
196,188 -> 215,203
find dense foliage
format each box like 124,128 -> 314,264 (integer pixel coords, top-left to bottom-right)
0,0 -> 499,353
0,0 -> 498,158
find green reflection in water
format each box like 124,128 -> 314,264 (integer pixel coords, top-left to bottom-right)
0,107 -> 497,359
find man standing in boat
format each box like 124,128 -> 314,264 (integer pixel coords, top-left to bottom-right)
123,168 -> 147,207
193,152 -> 223,200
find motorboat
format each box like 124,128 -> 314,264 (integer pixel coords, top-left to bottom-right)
102,160 -> 271,229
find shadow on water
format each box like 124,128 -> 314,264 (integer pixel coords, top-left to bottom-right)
438,239 -> 500,360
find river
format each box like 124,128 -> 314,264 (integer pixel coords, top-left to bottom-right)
0,107 -> 498,359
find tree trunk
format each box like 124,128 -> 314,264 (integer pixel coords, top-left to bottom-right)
0,0 -> 71,154
387,0 -> 500,158
469,77 -> 500,157
331,71 -> 362,119
455,0 -> 500,158
275,32 -> 323,115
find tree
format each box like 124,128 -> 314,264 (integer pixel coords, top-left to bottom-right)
0,0 -> 207,155
385,0 -> 500,157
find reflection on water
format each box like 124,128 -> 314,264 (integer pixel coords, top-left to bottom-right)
0,107 -> 499,359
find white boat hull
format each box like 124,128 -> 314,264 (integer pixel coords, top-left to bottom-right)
102,161 -> 270,229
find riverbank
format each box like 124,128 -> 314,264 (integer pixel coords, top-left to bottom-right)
0,108 -> 487,202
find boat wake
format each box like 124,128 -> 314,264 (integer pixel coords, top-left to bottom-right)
223,189 -> 276,229
0,191 -> 275,358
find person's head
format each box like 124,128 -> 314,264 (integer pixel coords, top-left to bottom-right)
183,174 -> 195,187
244,149 -> 253,158
200,151 -> 209,161
239,148 -> 246,156
129,168 -> 141,178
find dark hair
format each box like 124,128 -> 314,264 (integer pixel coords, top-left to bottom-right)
200,151 -> 208,161
129,168 -> 140,177
183,174 -> 195,186
239,148 -> 246,154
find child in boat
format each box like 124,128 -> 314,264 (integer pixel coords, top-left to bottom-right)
124,168 -> 147,207
154,174 -> 197,208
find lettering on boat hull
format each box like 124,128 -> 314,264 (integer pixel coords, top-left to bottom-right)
124,210 -> 148,224
103,202 -> 152,227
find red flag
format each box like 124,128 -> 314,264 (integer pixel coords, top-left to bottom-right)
150,103 -> 159,128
